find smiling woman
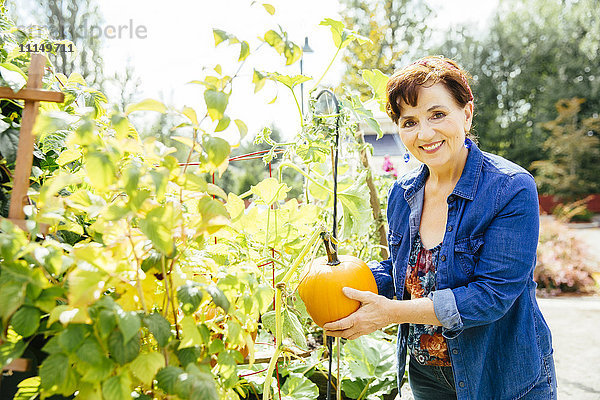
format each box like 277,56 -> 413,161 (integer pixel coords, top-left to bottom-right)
323,56 -> 557,400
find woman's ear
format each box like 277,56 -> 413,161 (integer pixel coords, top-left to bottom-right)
463,101 -> 474,132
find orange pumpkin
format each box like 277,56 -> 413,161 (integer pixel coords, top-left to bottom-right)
298,233 -> 378,328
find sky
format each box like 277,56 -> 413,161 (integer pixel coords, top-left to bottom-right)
13,0 -> 499,144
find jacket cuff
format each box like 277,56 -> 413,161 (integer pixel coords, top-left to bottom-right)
428,288 -> 464,339
367,260 -> 394,299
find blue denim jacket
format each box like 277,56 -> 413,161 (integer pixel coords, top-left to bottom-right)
370,143 -> 554,399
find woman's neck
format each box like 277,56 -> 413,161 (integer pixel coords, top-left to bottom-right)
426,146 -> 469,193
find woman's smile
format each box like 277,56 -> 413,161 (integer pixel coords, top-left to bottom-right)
420,140 -> 445,153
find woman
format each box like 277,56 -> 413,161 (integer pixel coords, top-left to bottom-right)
324,56 -> 556,399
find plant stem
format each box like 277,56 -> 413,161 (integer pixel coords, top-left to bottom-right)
280,226 -> 325,285
310,47 -> 341,91
357,377 -> 376,400
262,285 -> 284,400
291,89 -> 304,128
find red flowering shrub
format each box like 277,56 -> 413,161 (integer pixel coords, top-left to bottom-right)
535,218 -> 599,295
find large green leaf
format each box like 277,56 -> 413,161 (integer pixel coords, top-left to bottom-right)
156,366 -> 185,394
139,203 -> 176,256
250,177 -> 290,206
0,340 -> 26,368
116,309 -> 141,343
204,89 -> 229,121
143,312 -> 172,347
361,69 -> 389,111
268,72 -> 311,89
102,374 -> 132,400
125,98 -> 167,115
205,284 -> 230,312
58,324 -> 90,353
0,281 -> 26,325
319,18 -> 369,49
0,127 -> 19,165
130,352 -> 165,385
281,373 -> 319,400
203,136 -> 230,170
0,62 -> 27,91
10,306 -> 41,337
107,330 -> 140,365
85,152 -> 115,191
283,309 -> 307,349
39,353 -> 69,393
177,282 -> 204,315
179,315 -> 204,349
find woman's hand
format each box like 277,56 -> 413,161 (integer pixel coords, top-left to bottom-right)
322,287 -> 393,340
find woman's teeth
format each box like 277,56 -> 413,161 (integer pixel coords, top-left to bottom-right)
422,141 -> 443,151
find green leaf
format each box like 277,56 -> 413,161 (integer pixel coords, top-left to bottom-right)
76,336 -> 106,367
176,364 -> 219,400
14,376 -> 40,400
268,72 -> 311,89
251,177 -> 290,206
197,195 -> 230,234
213,29 -> 230,46
205,284 -> 230,312
130,352 -> 165,385
177,282 -> 204,315
0,340 -> 26,368
179,315 -> 204,349
215,115 -> 231,132
234,119 -> 248,138
139,203 -> 176,256
125,98 -> 167,115
261,310 -> 275,335
107,330 -> 140,365
143,312 -> 171,347
343,334 -> 396,380
117,309 -> 141,343
252,69 -> 266,93
182,106 -> 199,125
85,152 -> 115,191
204,90 -> 229,121
0,127 -> 19,165
39,353 -> 69,392
0,281 -> 26,325
239,41 -> 250,61
281,373 -> 319,400
156,366 -> 185,394
362,69 -> 389,106
283,309 -> 307,349
319,18 -> 369,49
203,136 -> 230,170
262,3 -> 276,15
79,356 -> 115,382
102,374 -> 132,400
226,193 -> 245,221
97,309 -> 117,339
59,324 -> 89,353
0,62 -> 27,91
10,306 -> 41,337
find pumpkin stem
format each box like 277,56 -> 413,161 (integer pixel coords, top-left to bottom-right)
320,232 -> 340,265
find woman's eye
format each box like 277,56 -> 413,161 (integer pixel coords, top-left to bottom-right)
432,111 -> 446,119
402,120 -> 416,128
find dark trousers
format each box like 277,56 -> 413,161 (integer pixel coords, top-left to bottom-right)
408,356 -> 457,400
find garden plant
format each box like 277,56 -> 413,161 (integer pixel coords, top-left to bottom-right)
0,5 -> 400,400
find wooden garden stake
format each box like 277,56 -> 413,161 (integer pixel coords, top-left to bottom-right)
0,53 -> 64,374
1,53 -> 64,232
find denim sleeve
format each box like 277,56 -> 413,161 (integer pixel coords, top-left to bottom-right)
368,258 -> 395,299
449,173 -> 540,332
428,289 -> 464,338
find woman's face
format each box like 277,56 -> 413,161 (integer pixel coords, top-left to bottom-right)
397,83 -> 473,172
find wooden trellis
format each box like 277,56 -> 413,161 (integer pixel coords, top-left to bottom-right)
0,53 -> 64,373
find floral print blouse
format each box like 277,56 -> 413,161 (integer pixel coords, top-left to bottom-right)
405,233 -> 451,367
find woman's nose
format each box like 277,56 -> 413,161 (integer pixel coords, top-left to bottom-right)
417,121 -> 436,140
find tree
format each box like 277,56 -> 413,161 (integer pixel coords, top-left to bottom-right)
339,0 -> 432,98
435,0 -> 600,172
13,0 -> 105,86
531,98 -> 600,198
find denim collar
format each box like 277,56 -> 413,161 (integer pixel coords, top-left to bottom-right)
401,142 -> 484,202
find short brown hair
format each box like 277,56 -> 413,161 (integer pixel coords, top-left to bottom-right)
386,56 -> 474,125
